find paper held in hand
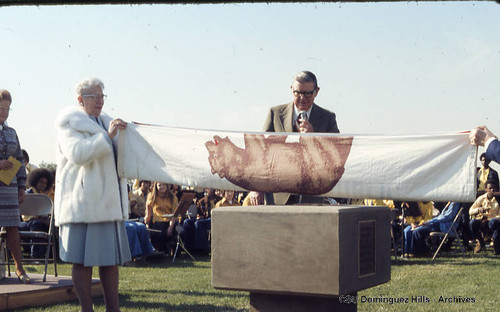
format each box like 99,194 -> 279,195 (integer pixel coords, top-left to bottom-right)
162,192 -> 196,218
0,156 -> 22,185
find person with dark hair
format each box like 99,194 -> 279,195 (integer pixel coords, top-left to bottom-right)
126,180 -> 156,262
469,180 -> 499,254
408,202 -> 461,257
21,149 -> 38,176
0,89 -> 30,283
182,188 -> 222,253
145,182 -> 178,253
401,201 -> 434,258
477,152 -> 499,195
129,180 -> 150,219
26,168 -> 54,195
193,190 -> 240,254
20,168 -> 54,258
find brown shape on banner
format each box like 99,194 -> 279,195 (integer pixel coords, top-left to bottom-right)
205,134 -> 353,195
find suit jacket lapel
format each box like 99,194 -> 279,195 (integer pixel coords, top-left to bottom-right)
308,104 -> 321,130
281,103 -> 295,132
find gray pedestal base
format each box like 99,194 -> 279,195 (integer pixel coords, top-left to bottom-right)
250,292 -> 357,312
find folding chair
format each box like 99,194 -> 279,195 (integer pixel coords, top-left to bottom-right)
0,193 -> 58,282
172,224 -> 195,263
430,207 -> 466,260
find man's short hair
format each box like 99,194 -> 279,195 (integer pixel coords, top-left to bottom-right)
0,89 -> 12,102
480,152 -> 491,162
22,149 -> 30,163
293,71 -> 318,89
485,179 -> 498,191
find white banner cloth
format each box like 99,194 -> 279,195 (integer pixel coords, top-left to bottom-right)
117,123 -> 477,202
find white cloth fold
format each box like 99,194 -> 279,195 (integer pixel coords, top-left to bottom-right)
118,123 -> 477,202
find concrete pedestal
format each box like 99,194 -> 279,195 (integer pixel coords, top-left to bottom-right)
250,292 -> 357,312
211,205 -> 391,310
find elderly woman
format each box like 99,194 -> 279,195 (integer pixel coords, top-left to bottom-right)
0,89 -> 30,283
54,78 -> 131,312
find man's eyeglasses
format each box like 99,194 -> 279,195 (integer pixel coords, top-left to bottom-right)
82,94 -> 108,101
292,89 -> 316,98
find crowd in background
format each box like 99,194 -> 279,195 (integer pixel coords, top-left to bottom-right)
10,145 -> 499,270
12,147 -> 500,266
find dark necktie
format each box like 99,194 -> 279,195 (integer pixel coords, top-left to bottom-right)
92,116 -> 104,129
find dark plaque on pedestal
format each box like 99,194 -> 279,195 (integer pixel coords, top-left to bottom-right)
359,220 -> 376,277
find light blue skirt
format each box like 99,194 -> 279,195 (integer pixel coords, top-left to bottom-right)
59,221 -> 131,267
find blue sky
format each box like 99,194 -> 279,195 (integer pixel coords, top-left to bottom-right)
1,1 -> 499,168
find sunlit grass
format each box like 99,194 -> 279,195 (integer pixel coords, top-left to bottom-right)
14,250 -> 500,312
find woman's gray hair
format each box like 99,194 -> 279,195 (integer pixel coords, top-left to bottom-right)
75,78 -> 105,96
293,71 -> 318,89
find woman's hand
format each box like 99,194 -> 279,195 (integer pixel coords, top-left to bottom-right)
108,118 -> 127,139
0,159 -> 13,170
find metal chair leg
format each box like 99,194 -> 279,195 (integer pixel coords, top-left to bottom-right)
172,235 -> 196,263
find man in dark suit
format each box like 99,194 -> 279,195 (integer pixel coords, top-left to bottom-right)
247,71 -> 340,205
470,125 -> 500,164
262,71 -> 339,134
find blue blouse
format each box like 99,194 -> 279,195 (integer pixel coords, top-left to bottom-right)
0,123 -> 27,188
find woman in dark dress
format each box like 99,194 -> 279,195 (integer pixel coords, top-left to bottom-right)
0,89 -> 30,283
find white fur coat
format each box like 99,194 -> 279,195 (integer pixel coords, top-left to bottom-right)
54,106 -> 128,226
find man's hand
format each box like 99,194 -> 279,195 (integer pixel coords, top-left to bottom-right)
297,118 -> 314,133
246,191 -> 264,205
470,125 -> 497,147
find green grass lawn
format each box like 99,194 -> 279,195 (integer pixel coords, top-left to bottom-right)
13,251 -> 500,312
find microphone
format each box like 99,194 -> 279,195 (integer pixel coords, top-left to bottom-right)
299,111 -> 308,122
296,111 -> 308,131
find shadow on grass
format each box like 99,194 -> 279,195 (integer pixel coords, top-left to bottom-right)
135,289 -> 248,298
139,255 -> 212,268
391,252 -> 500,266
117,293 -> 248,311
